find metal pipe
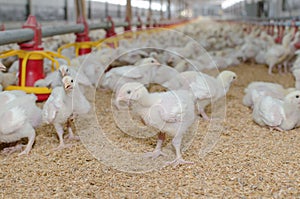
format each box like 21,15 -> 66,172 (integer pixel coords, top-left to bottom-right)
0,21 -> 131,45
88,0 -> 92,20
0,17 -> 186,46
114,21 -> 128,27
131,21 -> 140,26
0,29 -> 34,45
89,23 -> 109,30
42,24 -> 85,37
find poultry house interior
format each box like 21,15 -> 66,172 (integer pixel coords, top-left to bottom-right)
0,0 -> 300,198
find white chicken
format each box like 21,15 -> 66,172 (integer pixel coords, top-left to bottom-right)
0,92 -> 42,155
0,62 -> 17,91
243,81 -> 295,108
116,82 -> 196,166
34,65 -> 66,88
265,32 -> 294,74
163,70 -> 237,120
71,78 -> 91,116
292,69 -> 300,90
42,75 -> 77,150
34,64 -> 92,89
101,57 -> 161,91
252,90 -> 300,131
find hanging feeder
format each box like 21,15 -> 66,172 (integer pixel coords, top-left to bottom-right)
0,15 -> 70,101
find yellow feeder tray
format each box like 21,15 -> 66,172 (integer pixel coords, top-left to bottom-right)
5,86 -> 52,94
58,41 -> 100,57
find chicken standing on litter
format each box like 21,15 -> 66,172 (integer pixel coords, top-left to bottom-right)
116,82 -> 196,166
163,70 -> 237,120
42,75 -> 77,150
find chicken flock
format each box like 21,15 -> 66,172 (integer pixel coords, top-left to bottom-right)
1,18 -> 300,166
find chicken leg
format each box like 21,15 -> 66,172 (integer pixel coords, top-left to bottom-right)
166,133 -> 193,167
18,123 -> 36,156
65,118 -> 80,141
53,123 -> 71,150
144,132 -> 166,159
2,144 -> 25,155
197,107 -> 210,121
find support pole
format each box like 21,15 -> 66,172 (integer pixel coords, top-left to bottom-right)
146,0 -> 152,28
148,0 -> 152,20
117,4 -> 121,18
167,0 -> 171,20
74,0 -> 91,55
64,0 -> 68,21
75,0 -> 86,20
126,0 -> 132,21
88,0 -> 92,20
25,0 -> 33,19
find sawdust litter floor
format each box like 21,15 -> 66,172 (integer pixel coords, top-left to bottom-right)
0,63 -> 299,198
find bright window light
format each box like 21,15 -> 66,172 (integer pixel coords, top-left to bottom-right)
221,0 -> 244,9
89,0 -> 166,11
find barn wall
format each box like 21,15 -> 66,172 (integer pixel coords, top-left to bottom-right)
0,0 -> 160,23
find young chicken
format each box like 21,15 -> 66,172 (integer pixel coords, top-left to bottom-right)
42,75 -> 76,150
116,82 -> 196,166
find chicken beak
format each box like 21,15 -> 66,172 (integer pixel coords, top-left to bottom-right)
0,63 -> 6,71
115,96 -> 124,110
155,62 -> 161,66
115,95 -> 130,110
61,69 -> 66,77
167,57 -> 173,64
64,83 -> 72,90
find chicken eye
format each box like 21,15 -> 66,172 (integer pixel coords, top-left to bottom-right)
127,90 -> 131,94
151,60 -> 154,63
233,76 -> 236,79
71,80 -> 74,83
296,95 -> 299,98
